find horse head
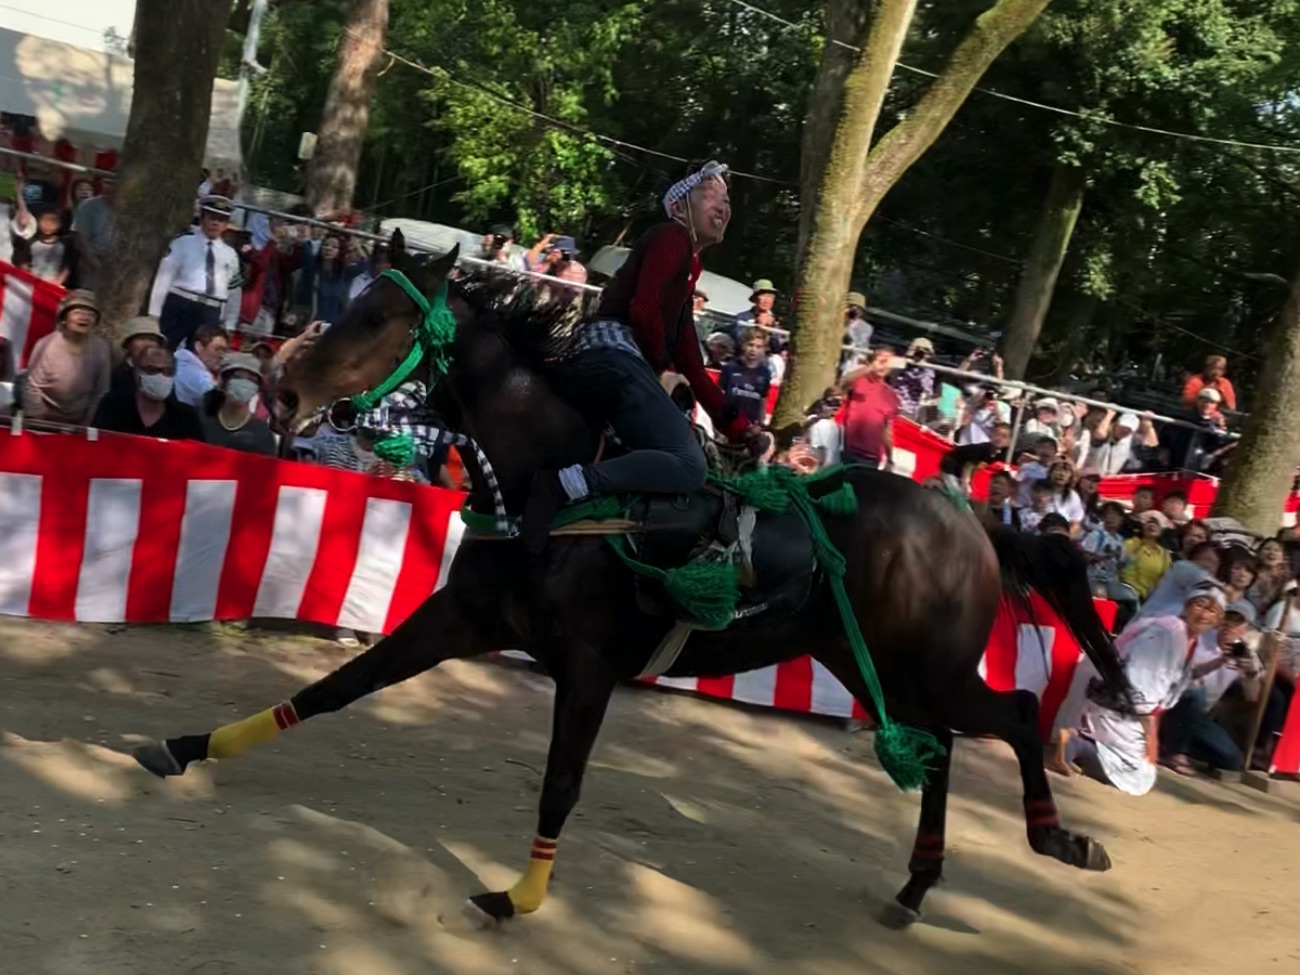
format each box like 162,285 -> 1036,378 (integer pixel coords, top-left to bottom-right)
269,229 -> 461,433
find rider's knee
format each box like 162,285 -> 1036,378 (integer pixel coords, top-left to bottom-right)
677,441 -> 708,488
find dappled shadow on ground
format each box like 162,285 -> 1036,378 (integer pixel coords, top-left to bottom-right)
2,617 -> 1297,974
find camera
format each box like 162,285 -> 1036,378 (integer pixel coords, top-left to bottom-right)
1229,639 -> 1250,659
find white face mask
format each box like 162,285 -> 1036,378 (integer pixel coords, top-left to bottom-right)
138,373 -> 173,401
225,377 -> 260,406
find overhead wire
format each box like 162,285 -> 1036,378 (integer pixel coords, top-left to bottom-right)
724,0 -> 1300,155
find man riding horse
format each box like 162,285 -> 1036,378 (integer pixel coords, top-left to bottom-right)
521,161 -> 767,552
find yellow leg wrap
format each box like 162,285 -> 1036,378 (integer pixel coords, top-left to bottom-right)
507,837 -> 557,914
208,702 -> 298,760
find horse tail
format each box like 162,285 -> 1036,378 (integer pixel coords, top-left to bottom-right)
985,525 -> 1135,715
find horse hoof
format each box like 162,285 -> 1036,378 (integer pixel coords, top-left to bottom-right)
133,742 -> 184,779
1083,838 -> 1112,872
465,891 -> 515,928
879,900 -> 920,930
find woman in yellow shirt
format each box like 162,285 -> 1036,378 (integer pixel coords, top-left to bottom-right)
1122,510 -> 1173,599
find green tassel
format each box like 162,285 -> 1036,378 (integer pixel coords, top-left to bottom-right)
814,482 -> 858,518
373,432 -> 415,466
662,558 -> 739,630
873,721 -> 947,792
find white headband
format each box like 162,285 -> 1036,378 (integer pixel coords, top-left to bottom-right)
663,161 -> 729,218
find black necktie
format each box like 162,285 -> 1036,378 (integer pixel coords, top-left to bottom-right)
205,242 -> 215,296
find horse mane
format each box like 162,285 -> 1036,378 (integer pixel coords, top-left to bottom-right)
445,266 -> 588,371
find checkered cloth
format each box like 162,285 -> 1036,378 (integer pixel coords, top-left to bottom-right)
355,380 -> 514,536
662,161 -> 728,218
568,319 -> 643,360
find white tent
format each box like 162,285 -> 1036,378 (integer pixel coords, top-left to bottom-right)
0,27 -> 242,171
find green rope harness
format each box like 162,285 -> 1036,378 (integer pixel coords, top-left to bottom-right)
351,269 -> 458,413
459,465 -> 945,791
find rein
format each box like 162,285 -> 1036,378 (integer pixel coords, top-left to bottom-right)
350,269 -> 458,413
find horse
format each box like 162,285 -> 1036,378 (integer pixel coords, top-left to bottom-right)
132,233 -> 1130,930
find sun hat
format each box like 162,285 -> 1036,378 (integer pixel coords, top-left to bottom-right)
119,315 -> 163,347
750,279 -> 778,302
908,336 -> 934,354
218,351 -> 263,378
1136,509 -> 1170,529
57,289 -> 99,321
845,291 -> 867,310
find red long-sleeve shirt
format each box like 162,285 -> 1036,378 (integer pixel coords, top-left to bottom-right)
595,222 -> 745,439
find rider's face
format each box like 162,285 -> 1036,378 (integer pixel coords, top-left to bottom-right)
686,179 -> 730,246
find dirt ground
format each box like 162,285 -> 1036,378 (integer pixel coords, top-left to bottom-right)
1,618 -> 1298,975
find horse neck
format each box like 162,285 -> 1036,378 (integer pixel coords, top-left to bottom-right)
453,360 -> 595,514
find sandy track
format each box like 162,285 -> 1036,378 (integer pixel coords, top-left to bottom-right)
1,618 -> 1297,975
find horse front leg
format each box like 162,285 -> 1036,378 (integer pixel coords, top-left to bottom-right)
467,651 -> 617,923
133,586 -> 498,777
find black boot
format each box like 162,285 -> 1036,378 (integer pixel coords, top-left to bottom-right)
520,470 -> 569,555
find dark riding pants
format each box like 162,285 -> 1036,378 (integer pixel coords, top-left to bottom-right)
557,346 -> 706,495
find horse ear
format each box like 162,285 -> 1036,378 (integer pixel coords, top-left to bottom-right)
389,227 -> 406,262
420,243 -> 460,297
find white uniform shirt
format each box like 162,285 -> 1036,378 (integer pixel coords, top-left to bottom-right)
348,272 -> 375,303
148,231 -> 241,316
173,347 -> 215,406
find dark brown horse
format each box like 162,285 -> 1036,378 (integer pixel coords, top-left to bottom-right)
133,235 -> 1129,929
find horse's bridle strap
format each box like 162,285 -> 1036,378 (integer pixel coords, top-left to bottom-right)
350,269 -> 454,412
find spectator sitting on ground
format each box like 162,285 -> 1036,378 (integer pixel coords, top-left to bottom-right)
891,337 -> 936,420
940,421 -> 1012,494
1018,479 -> 1054,534
1074,467 -> 1102,532
1138,540 -> 1221,620
977,470 -> 1021,529
836,347 -> 898,469
174,324 -> 229,406
20,289 -> 111,425
110,316 -> 167,397
1181,354 -> 1236,411
1054,585 -> 1226,793
91,345 -> 204,442
1121,510 -> 1174,602
1044,459 -> 1086,535
1082,502 -> 1135,606
718,328 -> 772,427
1014,436 -> 1059,505
1159,608 -> 1261,775
197,352 -> 276,456
1038,512 -> 1072,537
1121,485 -> 1157,538
1247,538 -> 1293,615
1218,547 -> 1260,621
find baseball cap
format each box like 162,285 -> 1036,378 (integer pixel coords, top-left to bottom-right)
1116,412 -> 1139,430
1198,387 -> 1223,403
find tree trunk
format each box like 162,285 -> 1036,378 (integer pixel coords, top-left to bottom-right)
773,0 -> 1053,432
999,164 -> 1086,381
305,0 -> 390,216
1210,263 -> 1300,534
96,0 -> 233,339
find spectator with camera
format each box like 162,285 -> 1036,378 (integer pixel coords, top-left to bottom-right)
526,233 -> 578,277
891,337 -> 936,420
481,224 -> 525,270
1159,608 -> 1261,774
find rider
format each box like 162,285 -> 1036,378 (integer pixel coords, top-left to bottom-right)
521,161 -> 762,552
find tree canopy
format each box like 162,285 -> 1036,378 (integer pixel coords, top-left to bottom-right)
230,0 -> 1300,399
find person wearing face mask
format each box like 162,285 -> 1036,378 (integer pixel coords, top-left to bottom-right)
110,316 -> 167,396
198,352 -> 276,455
518,162 -> 768,554
92,345 -> 204,442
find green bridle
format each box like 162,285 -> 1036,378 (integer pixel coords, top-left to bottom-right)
349,269 -> 458,413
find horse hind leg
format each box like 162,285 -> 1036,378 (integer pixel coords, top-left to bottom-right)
134,588 -> 496,777
882,727 -> 955,929
466,652 -> 617,926
944,679 -> 1111,873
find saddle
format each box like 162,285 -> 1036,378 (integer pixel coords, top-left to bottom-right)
621,485 -> 818,627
